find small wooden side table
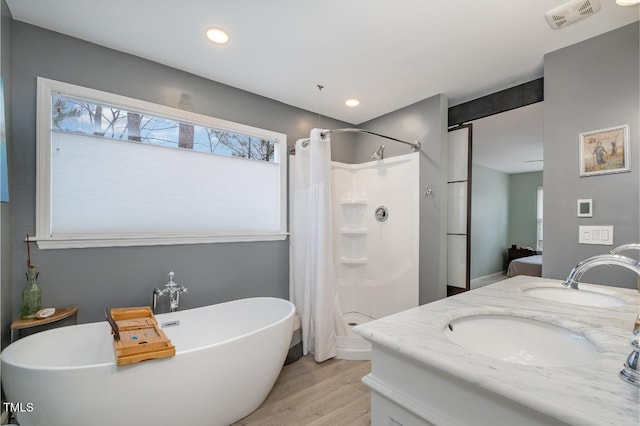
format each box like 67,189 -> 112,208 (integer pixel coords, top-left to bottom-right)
10,306 -> 78,343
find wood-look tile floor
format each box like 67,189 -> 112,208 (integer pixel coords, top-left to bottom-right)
232,355 -> 371,426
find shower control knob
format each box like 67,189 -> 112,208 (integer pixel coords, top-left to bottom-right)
375,206 -> 389,222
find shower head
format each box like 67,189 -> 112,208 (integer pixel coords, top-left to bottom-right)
371,145 -> 385,160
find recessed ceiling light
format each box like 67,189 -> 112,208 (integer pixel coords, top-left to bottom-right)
205,28 -> 230,45
616,0 -> 640,5
345,99 -> 360,107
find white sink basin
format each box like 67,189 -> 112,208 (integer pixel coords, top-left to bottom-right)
523,286 -> 625,307
444,314 -> 599,367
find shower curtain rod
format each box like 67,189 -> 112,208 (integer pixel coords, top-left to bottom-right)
297,128 -> 421,151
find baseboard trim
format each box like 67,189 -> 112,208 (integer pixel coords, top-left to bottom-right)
470,271 -> 507,289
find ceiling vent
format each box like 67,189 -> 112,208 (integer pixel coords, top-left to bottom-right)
544,0 -> 601,30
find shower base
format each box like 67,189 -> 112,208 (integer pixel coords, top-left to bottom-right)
336,312 -> 373,360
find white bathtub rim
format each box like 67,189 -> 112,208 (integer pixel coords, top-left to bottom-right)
164,297 -> 295,358
1,296 -> 295,371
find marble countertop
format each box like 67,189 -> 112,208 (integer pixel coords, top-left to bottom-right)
353,276 -> 640,426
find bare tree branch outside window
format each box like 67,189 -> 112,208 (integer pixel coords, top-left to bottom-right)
52,95 -> 275,162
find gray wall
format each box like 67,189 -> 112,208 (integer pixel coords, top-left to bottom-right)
470,163 -> 509,279
543,22 -> 639,288
358,94 -> 449,304
1,0 -> 12,349
508,171 -> 542,250
8,21 -> 354,325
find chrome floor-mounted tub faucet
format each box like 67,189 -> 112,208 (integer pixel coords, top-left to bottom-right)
152,271 -> 188,313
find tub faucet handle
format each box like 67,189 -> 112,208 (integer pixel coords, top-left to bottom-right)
167,271 -> 176,286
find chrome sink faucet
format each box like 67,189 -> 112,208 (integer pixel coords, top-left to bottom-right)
610,244 -> 640,386
610,243 -> 640,293
620,315 -> 640,387
562,254 -> 640,290
610,242 -> 640,255
564,245 -> 640,387
152,271 -> 188,313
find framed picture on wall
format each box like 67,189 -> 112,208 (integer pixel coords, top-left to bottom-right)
579,124 -> 630,177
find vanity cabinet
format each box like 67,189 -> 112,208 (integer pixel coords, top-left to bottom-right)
354,276 -> 640,426
364,345 -> 568,426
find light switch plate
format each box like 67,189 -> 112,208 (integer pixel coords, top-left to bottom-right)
579,225 -> 614,245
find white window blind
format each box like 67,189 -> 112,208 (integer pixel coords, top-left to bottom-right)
36,78 -> 287,248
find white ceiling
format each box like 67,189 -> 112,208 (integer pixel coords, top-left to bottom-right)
6,0 -> 639,125
6,1 -> 638,174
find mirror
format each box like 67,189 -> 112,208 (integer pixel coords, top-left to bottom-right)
468,102 -> 544,289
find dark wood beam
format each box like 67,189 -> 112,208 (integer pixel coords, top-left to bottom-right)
448,78 -> 543,127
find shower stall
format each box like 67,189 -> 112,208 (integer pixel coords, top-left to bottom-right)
290,128 -> 420,362
331,152 -> 419,360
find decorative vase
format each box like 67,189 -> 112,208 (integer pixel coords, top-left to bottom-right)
21,265 -> 41,319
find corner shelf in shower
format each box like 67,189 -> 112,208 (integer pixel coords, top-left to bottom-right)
339,199 -> 368,206
339,257 -> 369,265
339,228 -> 368,235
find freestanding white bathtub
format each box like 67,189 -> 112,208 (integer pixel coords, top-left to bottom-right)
1,297 -> 295,426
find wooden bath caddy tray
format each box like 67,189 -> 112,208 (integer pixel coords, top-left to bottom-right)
107,307 -> 175,366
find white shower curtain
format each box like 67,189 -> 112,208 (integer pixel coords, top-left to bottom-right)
290,128 -> 337,362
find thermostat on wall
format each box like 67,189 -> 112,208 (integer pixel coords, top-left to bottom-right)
577,199 -> 592,217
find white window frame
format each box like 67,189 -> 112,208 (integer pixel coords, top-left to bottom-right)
536,186 -> 543,252
35,77 -> 287,249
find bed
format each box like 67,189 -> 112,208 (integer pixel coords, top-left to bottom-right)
507,254 -> 542,277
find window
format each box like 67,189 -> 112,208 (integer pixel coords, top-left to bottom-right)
536,186 -> 543,251
35,77 -> 287,249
